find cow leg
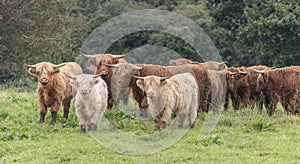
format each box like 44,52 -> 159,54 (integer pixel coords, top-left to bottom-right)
39,112 -> 46,123
231,96 -> 239,111
50,112 -> 57,125
107,98 -> 114,109
178,113 -> 186,128
139,96 -> 149,117
224,92 -> 231,111
88,123 -> 97,131
62,99 -> 71,119
189,106 -> 197,128
38,103 -> 47,123
257,96 -> 264,114
50,101 -> 61,124
80,124 -> 87,133
265,96 -> 277,117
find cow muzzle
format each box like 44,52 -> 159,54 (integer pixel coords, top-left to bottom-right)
40,78 -> 49,85
80,89 -> 89,96
147,91 -> 155,98
100,70 -> 108,75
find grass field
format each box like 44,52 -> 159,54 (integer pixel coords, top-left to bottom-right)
0,90 -> 299,163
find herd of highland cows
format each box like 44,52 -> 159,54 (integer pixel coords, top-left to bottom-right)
24,54 -> 300,133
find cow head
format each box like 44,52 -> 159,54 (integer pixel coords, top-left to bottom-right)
250,69 -> 269,92
106,63 -> 142,105
67,74 -> 102,99
135,75 -> 171,130
205,61 -> 228,71
81,53 -> 125,75
225,67 -> 248,92
135,76 -> 170,99
24,62 -> 65,87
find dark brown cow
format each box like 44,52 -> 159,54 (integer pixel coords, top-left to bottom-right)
82,53 -> 126,108
247,65 -> 276,113
225,67 -> 250,111
252,66 -> 300,116
106,63 -> 211,116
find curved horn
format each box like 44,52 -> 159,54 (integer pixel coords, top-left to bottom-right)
105,64 -> 119,67
65,74 -> 76,80
239,71 -> 247,75
53,63 -> 65,69
270,66 -> 276,70
81,53 -> 105,58
250,69 -> 265,74
160,76 -> 171,81
111,54 -> 125,58
132,75 -> 145,80
229,71 -> 236,75
93,73 -> 104,78
24,64 -> 36,68
133,65 -> 143,70
191,61 -> 201,64
220,61 -> 228,64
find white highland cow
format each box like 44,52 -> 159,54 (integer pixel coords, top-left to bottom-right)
67,74 -> 108,133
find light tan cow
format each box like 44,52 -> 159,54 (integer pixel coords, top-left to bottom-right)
135,73 -> 198,130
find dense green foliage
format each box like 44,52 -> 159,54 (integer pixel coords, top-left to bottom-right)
1,0 -> 299,82
0,91 -> 299,162
207,0 -> 300,66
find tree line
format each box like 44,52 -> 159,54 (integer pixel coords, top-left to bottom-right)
0,0 -> 299,83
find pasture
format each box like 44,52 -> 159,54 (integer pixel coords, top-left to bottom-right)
0,90 -> 299,163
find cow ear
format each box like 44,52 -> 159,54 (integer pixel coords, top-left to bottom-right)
70,79 -> 78,87
112,55 -> 125,64
136,79 -> 144,90
160,80 -> 168,86
24,64 -> 37,76
53,64 -> 65,74
93,77 -> 100,85
28,67 -> 37,76
53,68 -> 60,74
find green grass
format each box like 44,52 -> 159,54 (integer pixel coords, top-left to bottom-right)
0,90 -> 299,163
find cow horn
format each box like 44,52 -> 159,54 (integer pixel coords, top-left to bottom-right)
81,53 -> 105,58
65,74 -> 76,80
132,75 -> 145,80
229,71 -> 236,75
111,54 -> 125,58
250,69 -> 265,74
270,66 -> 276,69
53,63 -> 65,69
133,65 -> 143,70
24,64 -> 36,68
160,76 -> 171,81
239,71 -> 247,75
105,64 -> 119,67
93,73 -> 104,78
191,61 -> 201,64
220,61 -> 227,64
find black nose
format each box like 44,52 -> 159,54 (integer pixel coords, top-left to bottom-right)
81,89 -> 88,95
148,91 -> 155,97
